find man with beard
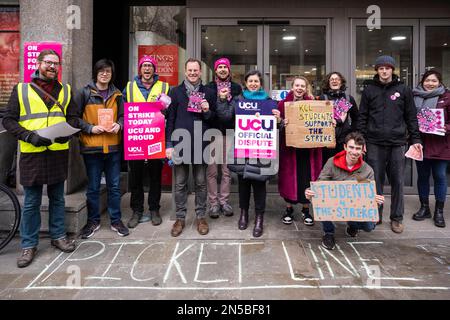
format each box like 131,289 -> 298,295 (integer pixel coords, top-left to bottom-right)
3,49 -> 78,268
205,58 -> 242,218
123,56 -> 170,229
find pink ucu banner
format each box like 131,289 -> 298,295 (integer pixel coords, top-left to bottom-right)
234,99 -> 278,159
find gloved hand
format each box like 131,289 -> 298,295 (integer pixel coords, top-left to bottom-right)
54,136 -> 71,144
27,132 -> 52,147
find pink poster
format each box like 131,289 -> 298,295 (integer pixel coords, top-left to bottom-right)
124,102 -> 166,160
23,42 -> 62,83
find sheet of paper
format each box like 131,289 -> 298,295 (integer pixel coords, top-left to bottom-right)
405,145 -> 423,161
36,122 -> 80,141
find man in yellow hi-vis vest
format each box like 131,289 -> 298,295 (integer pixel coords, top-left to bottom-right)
122,56 -> 170,229
2,50 -> 79,268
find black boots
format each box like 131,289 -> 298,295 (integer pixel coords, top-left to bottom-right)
238,209 -> 249,230
253,212 -> 264,238
434,201 -> 446,228
413,198 -> 432,221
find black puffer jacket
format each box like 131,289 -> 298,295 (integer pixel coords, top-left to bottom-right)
357,74 -> 421,146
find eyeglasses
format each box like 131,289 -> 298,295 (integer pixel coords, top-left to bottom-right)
42,60 -> 60,67
99,70 -> 112,75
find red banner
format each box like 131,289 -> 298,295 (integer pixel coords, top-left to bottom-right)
0,8 -> 20,108
138,45 -> 179,86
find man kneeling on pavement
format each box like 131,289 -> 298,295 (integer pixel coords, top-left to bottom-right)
305,132 -> 385,250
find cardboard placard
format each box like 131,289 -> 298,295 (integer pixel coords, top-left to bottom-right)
98,109 -> 114,131
124,102 -> 165,160
284,100 -> 335,148
310,180 -> 379,222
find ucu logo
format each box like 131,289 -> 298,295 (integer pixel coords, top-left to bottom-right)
238,102 -> 259,110
238,118 -> 274,131
128,147 -> 142,153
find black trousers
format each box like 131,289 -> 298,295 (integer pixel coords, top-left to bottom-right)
129,159 -> 163,212
365,143 -> 406,222
238,175 -> 266,214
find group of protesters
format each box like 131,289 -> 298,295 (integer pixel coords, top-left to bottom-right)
3,49 -> 449,268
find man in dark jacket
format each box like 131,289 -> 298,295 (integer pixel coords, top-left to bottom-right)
166,58 -> 216,237
2,49 -> 78,268
357,55 -> 422,234
205,57 -> 242,218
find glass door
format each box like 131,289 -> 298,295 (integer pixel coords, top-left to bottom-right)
264,21 -> 329,99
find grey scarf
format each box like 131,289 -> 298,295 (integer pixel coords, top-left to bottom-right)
412,84 -> 445,111
184,79 -> 201,96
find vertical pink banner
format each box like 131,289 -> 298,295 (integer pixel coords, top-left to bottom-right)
23,42 -> 62,83
124,102 -> 166,160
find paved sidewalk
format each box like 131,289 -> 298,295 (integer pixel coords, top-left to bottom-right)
0,194 -> 449,300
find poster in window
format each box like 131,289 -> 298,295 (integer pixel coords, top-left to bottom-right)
0,8 -> 20,109
138,45 -> 179,86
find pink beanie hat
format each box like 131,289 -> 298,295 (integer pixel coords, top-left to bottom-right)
139,56 -> 157,71
214,57 -> 231,71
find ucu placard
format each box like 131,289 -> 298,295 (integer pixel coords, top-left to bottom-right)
235,99 -> 278,159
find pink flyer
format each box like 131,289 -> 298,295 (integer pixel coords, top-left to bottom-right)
124,102 -> 166,160
24,42 -> 62,83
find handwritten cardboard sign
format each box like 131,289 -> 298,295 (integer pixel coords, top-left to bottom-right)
124,102 -> 165,160
284,100 -> 335,148
310,180 -> 379,222
234,99 -> 278,159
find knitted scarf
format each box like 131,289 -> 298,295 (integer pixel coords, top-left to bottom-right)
184,79 -> 201,96
243,88 -> 269,100
412,84 -> 445,111
215,76 -> 232,101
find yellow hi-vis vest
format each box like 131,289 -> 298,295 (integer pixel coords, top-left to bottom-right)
126,80 -> 169,102
17,82 -> 71,153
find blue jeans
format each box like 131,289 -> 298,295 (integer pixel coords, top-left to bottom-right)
322,221 -> 376,235
83,152 -> 122,224
416,159 -> 449,202
20,182 -> 66,249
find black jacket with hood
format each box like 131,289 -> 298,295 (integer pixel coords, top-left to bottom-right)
357,74 -> 421,146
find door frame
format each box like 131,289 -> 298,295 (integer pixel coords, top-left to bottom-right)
419,19 -> 450,80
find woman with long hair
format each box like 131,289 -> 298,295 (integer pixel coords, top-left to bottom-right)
278,76 -> 323,226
